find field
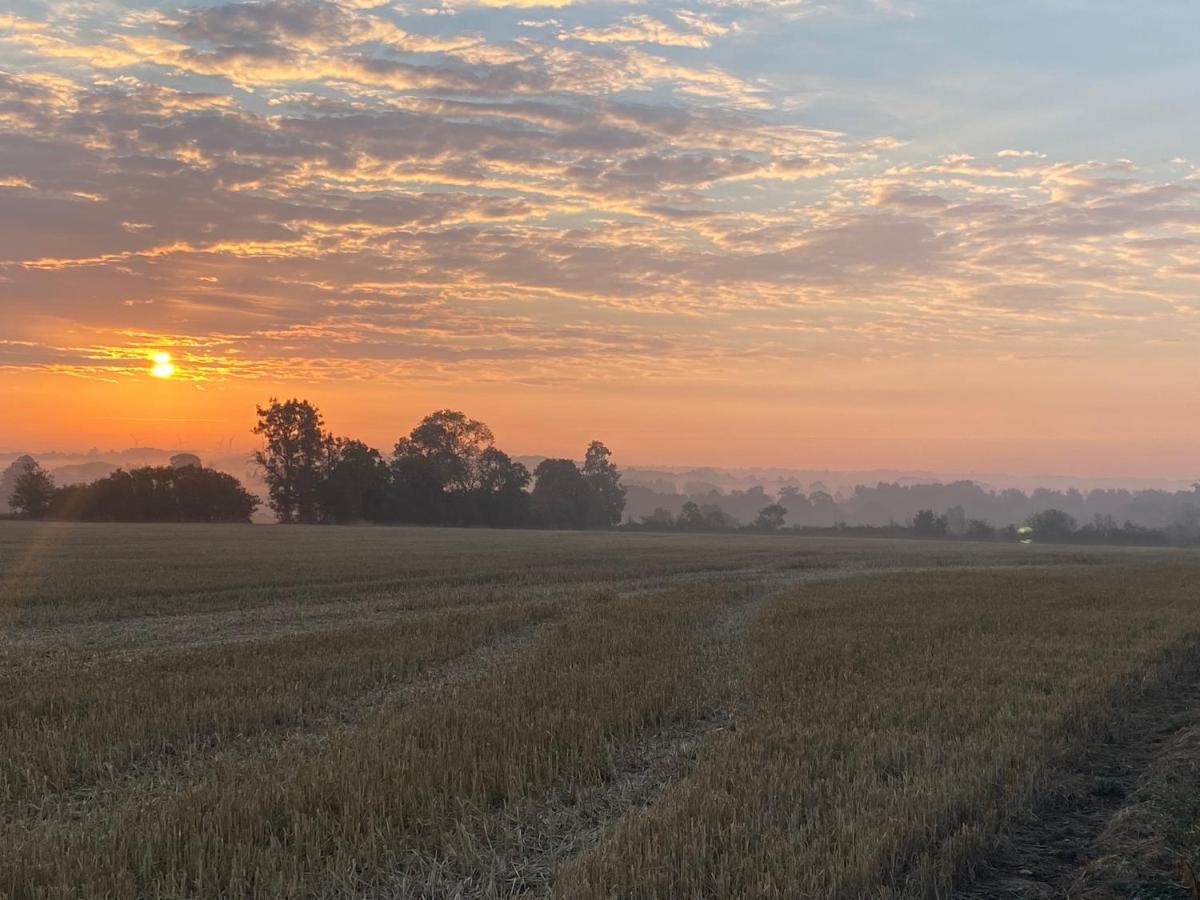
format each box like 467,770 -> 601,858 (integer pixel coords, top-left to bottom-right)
3,523 -> 1200,899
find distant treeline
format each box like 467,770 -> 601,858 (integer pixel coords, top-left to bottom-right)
251,399 -> 625,528
7,402 -> 1198,548
623,478 -> 1200,542
3,454 -> 259,523
624,502 -> 1189,546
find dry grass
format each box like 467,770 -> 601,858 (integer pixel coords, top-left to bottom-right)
555,564 -> 1200,899
1,600 -> 560,814
1,522 -> 1198,899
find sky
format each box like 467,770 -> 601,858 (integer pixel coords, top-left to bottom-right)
1,0 -> 1199,477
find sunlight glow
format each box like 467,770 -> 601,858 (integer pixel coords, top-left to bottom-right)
150,352 -> 175,379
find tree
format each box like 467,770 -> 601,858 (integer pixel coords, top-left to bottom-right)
965,518 -> 996,541
170,453 -> 202,470
777,486 -> 810,525
395,410 -> 494,494
391,410 -> 497,524
1,455 -> 38,513
677,500 -> 734,531
530,459 -> 591,529
9,463 -> 55,519
753,503 -> 787,532
43,465 -> 258,523
388,453 -> 445,525
582,441 -> 626,526
169,466 -> 259,522
253,398 -> 334,523
808,490 -> 838,526
1027,508 -> 1077,542
702,504 -> 735,530
473,447 -> 531,528
678,500 -> 706,531
318,440 -> 391,523
912,509 -> 948,538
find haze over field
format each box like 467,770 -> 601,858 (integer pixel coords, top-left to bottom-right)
3,1 -> 1200,477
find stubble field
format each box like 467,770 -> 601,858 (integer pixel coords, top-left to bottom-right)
2,522 -> 1199,899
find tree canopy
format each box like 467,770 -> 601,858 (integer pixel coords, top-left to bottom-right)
12,464 -> 258,523
8,462 -> 56,519
250,400 -> 625,530
253,398 -> 335,524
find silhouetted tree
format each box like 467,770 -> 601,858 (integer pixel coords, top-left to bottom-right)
582,441 -> 626,526
9,463 -> 55,519
703,505 -> 735,530
319,440 -> 391,523
388,453 -> 445,525
678,500 -> 706,530
390,410 -> 498,523
253,398 -> 334,523
777,485 -> 811,525
1,455 -> 38,513
473,447 -> 531,528
44,466 -> 257,522
808,490 -> 838,526
753,503 -> 787,532
912,509 -> 948,538
530,459 -> 591,529
1027,508 -> 1078,542
170,453 -> 202,470
396,410 -> 494,493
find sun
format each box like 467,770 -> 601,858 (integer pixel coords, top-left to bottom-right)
150,351 -> 176,379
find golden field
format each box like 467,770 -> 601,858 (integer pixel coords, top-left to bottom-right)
1,523 -> 1198,898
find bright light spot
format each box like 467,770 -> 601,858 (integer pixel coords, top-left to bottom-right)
150,351 -> 175,379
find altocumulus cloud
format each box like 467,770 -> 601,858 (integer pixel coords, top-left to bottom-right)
1,0 -> 1199,387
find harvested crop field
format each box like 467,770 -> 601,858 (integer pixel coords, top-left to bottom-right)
2,522 -> 1200,899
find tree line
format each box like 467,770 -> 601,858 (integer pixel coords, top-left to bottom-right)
251,399 -> 626,528
4,454 -> 258,523
4,400 -> 628,529
625,501 -> 1183,546
623,477 -> 1200,536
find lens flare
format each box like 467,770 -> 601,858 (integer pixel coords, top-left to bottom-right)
150,351 -> 175,379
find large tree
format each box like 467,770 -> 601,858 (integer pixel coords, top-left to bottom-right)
582,440 -> 626,526
318,439 -> 391,524
391,410 -> 497,523
0,455 -> 38,514
394,410 -> 494,493
530,459 -> 592,529
9,463 -> 55,519
473,447 -> 531,528
253,398 -> 335,523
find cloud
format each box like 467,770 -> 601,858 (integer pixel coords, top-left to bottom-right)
558,15 -> 730,48
2,0 -> 1199,396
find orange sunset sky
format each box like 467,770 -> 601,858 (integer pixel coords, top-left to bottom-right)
2,0 -> 1199,478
